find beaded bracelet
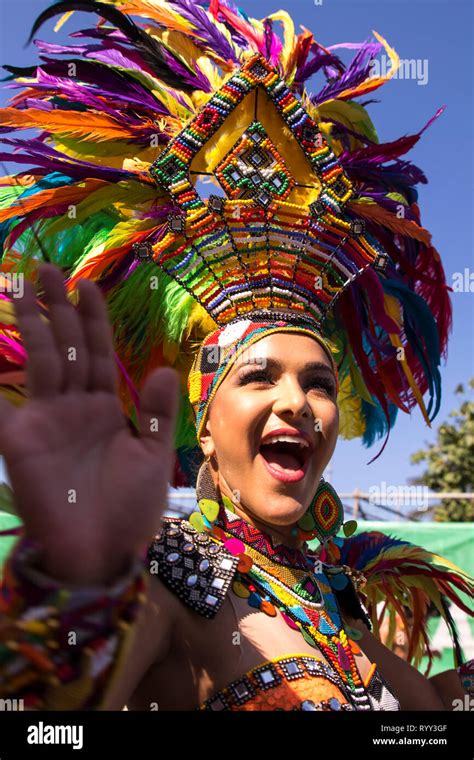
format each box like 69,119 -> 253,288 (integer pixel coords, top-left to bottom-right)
0,537 -> 148,710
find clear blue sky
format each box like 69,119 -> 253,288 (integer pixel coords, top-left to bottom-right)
0,0 -> 472,519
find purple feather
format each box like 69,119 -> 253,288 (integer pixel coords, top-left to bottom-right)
343,134 -> 424,166
169,0 -> 239,62
46,35 -> 213,92
325,117 -> 376,147
363,329 -> 398,357
355,191 -> 419,219
311,40 -> 383,106
34,39 -> 90,55
345,160 -> 427,190
34,37 -> 160,80
327,42 -> 376,52
339,109 -> 444,193
340,134 -> 436,192
70,27 -> 129,42
160,45 -> 211,92
21,98 -> 54,112
296,46 -> 344,84
36,58 -> 169,114
5,63 -> 164,122
0,138 -> 142,183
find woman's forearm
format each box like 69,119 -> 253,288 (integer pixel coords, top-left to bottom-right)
0,538 -> 147,710
346,616 -> 445,711
429,668 -> 469,710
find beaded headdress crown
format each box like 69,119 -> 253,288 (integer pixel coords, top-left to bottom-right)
145,52 -> 387,327
0,0 -> 451,487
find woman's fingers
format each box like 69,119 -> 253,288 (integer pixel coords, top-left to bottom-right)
76,278 -> 118,394
36,264 -> 89,392
13,273 -> 63,398
138,367 -> 180,455
12,265 -> 119,399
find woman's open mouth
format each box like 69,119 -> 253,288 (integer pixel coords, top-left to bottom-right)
257,435 -> 313,483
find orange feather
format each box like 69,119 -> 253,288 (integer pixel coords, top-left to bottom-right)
66,237 -> 144,290
0,180 -> 107,223
116,1 -> 194,34
349,200 -> 432,245
0,107 -> 138,140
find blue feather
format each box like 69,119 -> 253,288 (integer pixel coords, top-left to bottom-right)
339,531 -> 411,570
362,396 -> 398,447
383,280 -> 442,421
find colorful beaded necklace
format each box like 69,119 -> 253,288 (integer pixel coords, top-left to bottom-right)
190,495 -> 369,706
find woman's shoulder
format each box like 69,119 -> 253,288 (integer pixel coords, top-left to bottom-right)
147,515 -> 239,619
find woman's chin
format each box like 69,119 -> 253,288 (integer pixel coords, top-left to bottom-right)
243,482 -> 308,525
226,454 -> 319,522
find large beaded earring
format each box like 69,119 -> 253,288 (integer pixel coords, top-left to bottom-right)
296,478 -> 358,562
189,453 -> 235,533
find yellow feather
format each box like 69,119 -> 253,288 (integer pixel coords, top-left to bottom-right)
337,371 -> 366,439
373,29 -> 400,78
383,293 -> 403,328
383,295 -> 432,426
185,302 -> 219,343
145,27 -> 226,93
0,385 -> 26,407
46,183 -> 156,237
53,11 -> 74,33
317,99 -> 379,153
149,82 -> 195,122
102,0 -> 192,34
0,297 -> 16,325
349,350 -> 376,405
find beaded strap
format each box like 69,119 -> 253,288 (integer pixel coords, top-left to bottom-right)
199,653 -> 355,712
0,538 -> 147,710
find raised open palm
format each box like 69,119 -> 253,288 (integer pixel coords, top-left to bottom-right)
0,264 -> 180,584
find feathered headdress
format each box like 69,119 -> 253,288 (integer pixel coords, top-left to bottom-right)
0,0 -> 452,488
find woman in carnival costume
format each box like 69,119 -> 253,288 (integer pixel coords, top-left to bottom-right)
0,0 -> 472,711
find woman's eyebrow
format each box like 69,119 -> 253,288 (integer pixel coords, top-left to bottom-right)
234,358 -> 334,374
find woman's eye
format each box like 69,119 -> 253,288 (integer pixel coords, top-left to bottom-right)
308,378 -> 336,395
238,371 -> 335,395
238,371 -> 270,385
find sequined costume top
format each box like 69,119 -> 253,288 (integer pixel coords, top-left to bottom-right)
147,511 -> 400,712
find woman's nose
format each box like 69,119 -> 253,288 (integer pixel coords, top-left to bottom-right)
272,377 -> 311,419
